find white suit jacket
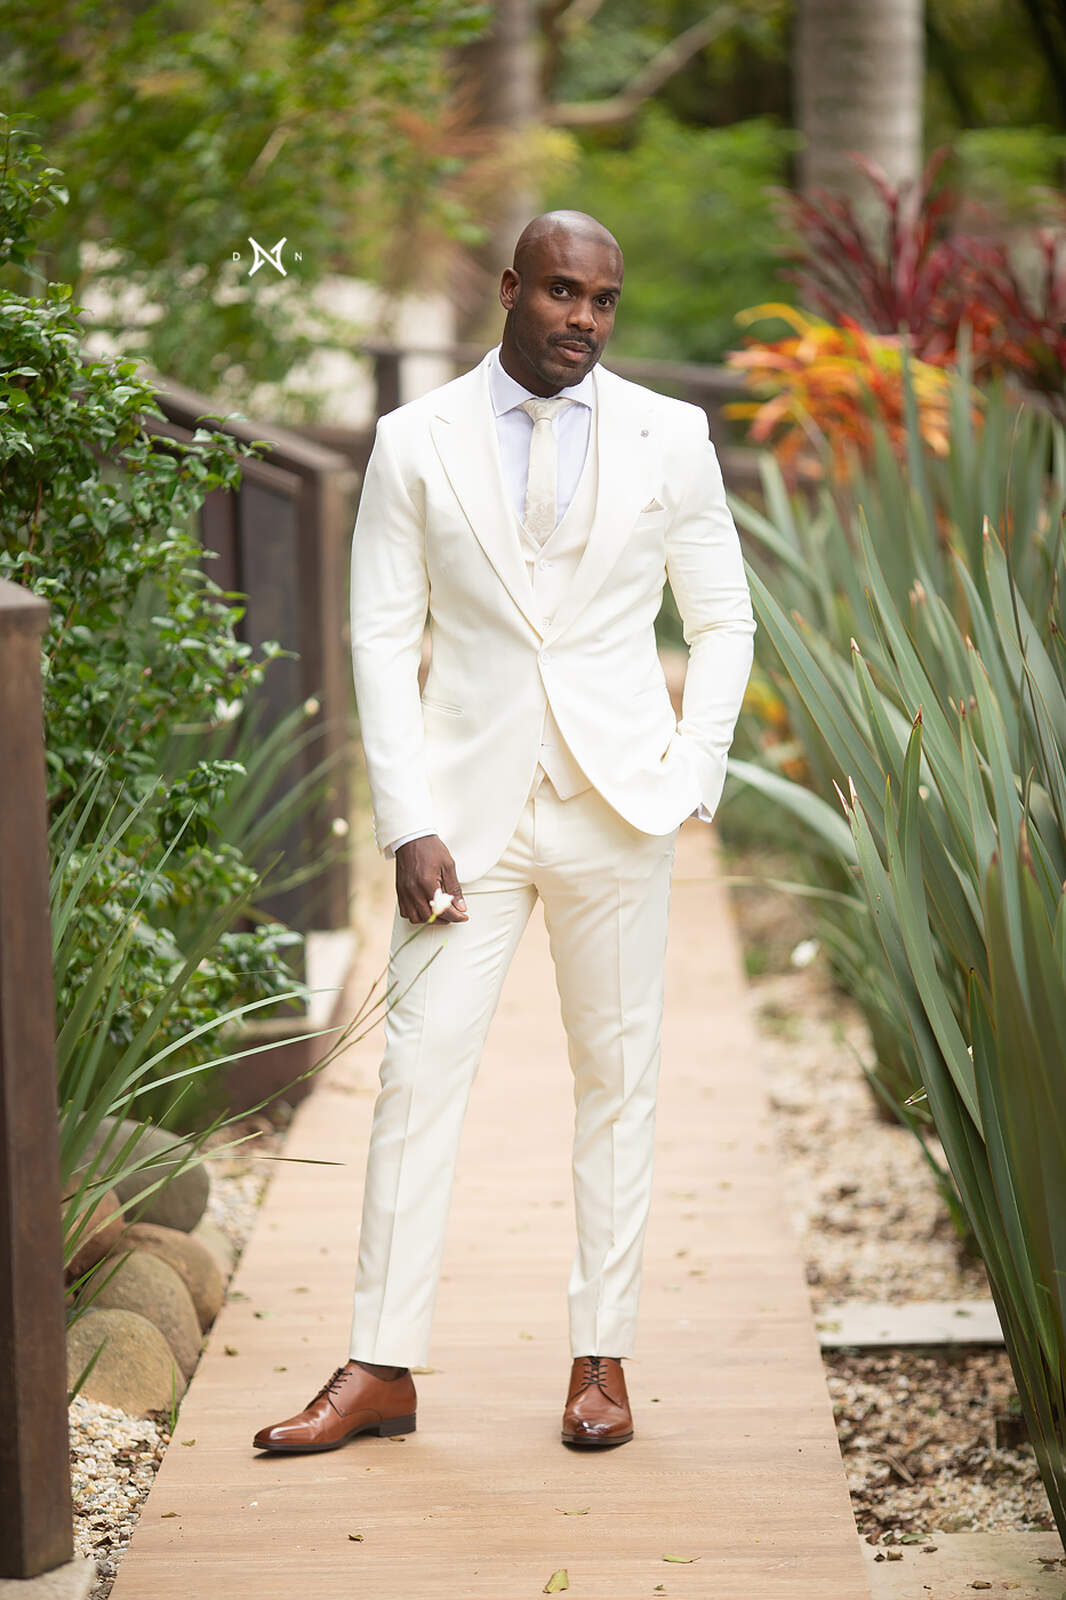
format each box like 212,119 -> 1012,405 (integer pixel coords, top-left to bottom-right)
350,351 -> 755,885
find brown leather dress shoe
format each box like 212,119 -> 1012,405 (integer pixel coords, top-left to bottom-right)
253,1361 -> 417,1453
561,1355 -> 633,1447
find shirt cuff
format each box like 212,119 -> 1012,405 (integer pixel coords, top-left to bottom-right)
384,828 -> 436,858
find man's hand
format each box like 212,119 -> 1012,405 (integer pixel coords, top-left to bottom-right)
395,835 -> 469,924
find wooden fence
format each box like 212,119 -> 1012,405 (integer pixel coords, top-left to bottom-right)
0,580 -> 76,1580
147,376 -> 361,937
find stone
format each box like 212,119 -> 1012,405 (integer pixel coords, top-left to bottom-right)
63,1187 -> 125,1284
74,1115 -> 210,1232
77,1249 -> 203,1379
0,1557 -> 95,1599
815,1299 -> 1003,1349
66,1308 -> 186,1417
862,1530 -> 1066,1598
118,1222 -> 224,1331
190,1216 -> 237,1278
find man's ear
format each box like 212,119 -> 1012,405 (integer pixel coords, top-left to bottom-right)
499,267 -> 520,311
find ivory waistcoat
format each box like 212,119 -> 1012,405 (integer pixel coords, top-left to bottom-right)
516,420 -> 599,801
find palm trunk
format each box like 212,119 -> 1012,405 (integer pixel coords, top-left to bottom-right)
795,0 -> 924,199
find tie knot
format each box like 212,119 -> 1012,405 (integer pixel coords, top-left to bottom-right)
520,395 -> 573,425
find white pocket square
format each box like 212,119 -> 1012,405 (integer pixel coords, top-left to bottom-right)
641,497 -> 665,513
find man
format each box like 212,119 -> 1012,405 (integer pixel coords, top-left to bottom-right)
253,210 -> 755,1455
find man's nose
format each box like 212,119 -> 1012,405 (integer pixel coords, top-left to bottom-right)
567,298 -> 597,330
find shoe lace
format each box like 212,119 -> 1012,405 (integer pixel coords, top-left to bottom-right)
309,1364 -> 352,1405
573,1356 -> 613,1397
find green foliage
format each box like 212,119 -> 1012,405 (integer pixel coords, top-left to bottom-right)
548,107 -> 796,363
0,0 -> 489,395
0,117 -> 308,1127
952,126 -> 1066,213
55,752 -> 405,1359
548,0 -> 792,132
927,0 -> 1066,136
730,369 -> 1066,1536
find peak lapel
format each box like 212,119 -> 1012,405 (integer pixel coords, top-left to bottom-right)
429,359 -> 540,636
545,365 -> 653,642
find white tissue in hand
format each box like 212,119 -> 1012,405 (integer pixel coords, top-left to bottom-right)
429,887 -> 454,916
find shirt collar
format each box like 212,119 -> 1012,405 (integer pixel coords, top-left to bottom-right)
487,343 -> 595,418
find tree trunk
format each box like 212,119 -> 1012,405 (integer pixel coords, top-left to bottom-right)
795,0 -> 924,200
452,0 -> 540,339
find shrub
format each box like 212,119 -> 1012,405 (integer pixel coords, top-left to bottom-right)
728,368 -> 1066,1537
0,115 -> 304,1122
726,303 -> 954,476
778,150 -> 1066,414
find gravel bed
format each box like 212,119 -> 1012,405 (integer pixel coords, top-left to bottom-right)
70,1108 -> 289,1597
724,845 -> 1055,1543
69,1398 -> 171,1594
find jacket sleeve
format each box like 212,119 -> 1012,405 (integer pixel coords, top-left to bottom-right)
665,410 -> 756,820
349,417 -> 436,850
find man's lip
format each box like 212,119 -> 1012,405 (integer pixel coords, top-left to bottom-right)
555,341 -> 592,357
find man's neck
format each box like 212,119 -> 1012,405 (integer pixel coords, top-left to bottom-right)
497,340 -> 565,398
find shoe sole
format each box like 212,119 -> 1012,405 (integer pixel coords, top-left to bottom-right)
253,1414 -> 416,1453
560,1430 -> 634,1448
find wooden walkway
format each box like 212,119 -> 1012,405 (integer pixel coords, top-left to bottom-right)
109,821 -> 870,1600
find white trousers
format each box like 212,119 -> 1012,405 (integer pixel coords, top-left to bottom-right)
347,777 -> 679,1367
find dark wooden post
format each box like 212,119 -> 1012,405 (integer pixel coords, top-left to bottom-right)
372,345 -> 402,418
0,579 -> 75,1578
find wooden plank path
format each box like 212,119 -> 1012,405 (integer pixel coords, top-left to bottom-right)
109,820 -> 871,1600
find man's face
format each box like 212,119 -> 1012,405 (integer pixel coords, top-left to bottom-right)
499,232 -> 622,395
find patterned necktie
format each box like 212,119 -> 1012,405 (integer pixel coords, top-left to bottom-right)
519,395 -> 574,544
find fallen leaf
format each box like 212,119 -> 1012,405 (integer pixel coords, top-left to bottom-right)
519,1331 -> 533,1340
555,1507 -> 590,1516
348,1533 -> 364,1542
886,1550 -> 903,1561
180,1439 -> 196,1447
412,1366 -> 437,1375
253,1310 -> 271,1319
387,1435 -> 406,1443
224,1345 -> 239,1356
273,1365 -> 287,1372
662,1555 -> 700,1564
970,1585 -> 992,1592
654,1588 -> 666,1594
160,1512 -> 178,1519
543,1572 -> 569,1594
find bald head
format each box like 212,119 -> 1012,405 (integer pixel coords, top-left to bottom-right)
512,210 -> 623,279
498,210 -> 623,396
